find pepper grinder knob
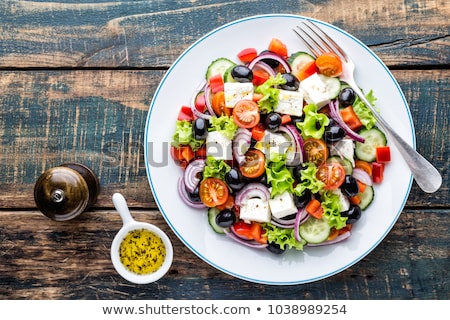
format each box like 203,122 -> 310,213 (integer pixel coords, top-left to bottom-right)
34,163 -> 100,221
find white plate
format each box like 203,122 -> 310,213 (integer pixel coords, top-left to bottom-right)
144,14 -> 414,285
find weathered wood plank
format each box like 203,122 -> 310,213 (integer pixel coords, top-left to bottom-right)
0,0 -> 448,68
0,209 -> 448,299
0,69 -> 448,209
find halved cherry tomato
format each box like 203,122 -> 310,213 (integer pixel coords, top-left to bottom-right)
305,199 -> 324,219
216,194 -> 235,211
303,138 -> 329,166
232,99 -> 260,128
237,47 -> 258,63
232,220 -> 267,244
252,68 -> 270,86
340,106 -> 363,131
315,52 -> 342,77
376,146 -> 391,163
240,149 -> 265,178
268,38 -> 288,58
316,160 -> 346,190
296,60 -> 319,80
199,177 -> 229,207
211,91 -> 231,116
209,73 -> 224,93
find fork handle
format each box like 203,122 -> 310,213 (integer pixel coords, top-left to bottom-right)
348,82 -> 442,193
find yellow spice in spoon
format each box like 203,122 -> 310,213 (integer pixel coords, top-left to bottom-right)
119,228 -> 166,275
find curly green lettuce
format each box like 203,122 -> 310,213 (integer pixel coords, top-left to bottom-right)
208,115 -> 238,140
254,73 -> 286,113
352,89 -> 378,130
296,104 -> 330,139
171,120 -> 204,151
266,153 -> 294,198
202,156 -> 230,181
321,190 -> 348,230
293,163 -> 325,195
262,223 -> 306,251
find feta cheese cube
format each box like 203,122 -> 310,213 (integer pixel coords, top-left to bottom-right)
274,89 -> 304,117
239,198 -> 271,223
206,130 -> 232,160
224,82 -> 254,108
300,73 -> 331,108
254,130 -> 292,161
330,138 -> 355,166
268,191 -> 298,219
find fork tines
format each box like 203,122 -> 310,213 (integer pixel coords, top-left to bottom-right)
293,20 -> 347,62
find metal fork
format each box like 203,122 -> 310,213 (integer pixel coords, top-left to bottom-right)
293,20 -> 442,193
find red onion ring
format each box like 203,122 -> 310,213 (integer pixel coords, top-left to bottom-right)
294,207 -> 309,242
183,159 -> 206,193
329,100 -> 365,143
177,177 -> 207,209
235,182 -> 271,206
352,167 -> 373,186
249,61 -> 277,77
248,52 -> 291,73
232,128 -> 252,165
277,124 -> 304,166
190,81 -> 212,120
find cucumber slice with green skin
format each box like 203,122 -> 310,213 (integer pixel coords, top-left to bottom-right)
288,51 -> 315,75
205,58 -> 236,80
223,65 -> 237,83
328,156 -> 353,175
355,128 -> 387,162
358,185 -> 374,210
208,207 -> 225,234
317,74 -> 341,99
299,217 -> 331,244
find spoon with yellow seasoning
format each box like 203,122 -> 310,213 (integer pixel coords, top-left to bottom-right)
110,193 -> 173,284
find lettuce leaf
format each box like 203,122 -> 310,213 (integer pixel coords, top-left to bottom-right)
293,163 -> 325,195
296,104 -> 330,139
254,73 -> 286,113
262,223 -> 306,251
208,115 -> 238,140
352,89 -> 378,130
171,120 -> 204,151
202,155 -> 230,181
266,153 -> 294,198
321,190 -> 348,230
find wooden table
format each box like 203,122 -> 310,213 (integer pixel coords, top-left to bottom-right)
0,1 -> 448,300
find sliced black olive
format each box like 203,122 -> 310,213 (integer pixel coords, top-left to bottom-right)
339,87 -> 356,107
324,125 -> 346,143
341,175 -> 359,197
225,168 -> 246,191
341,204 -> 362,224
215,209 -> 236,228
231,65 -> 253,83
264,112 -> 282,131
280,73 -> 300,91
187,185 -> 202,203
266,242 -> 285,255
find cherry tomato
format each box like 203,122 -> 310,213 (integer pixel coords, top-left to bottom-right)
237,48 -> 258,63
199,177 -> 230,207
316,160 -> 346,190
303,138 -> 329,167
315,52 -> 343,77
240,149 -> 265,179
211,91 -> 231,116
232,99 -> 260,128
268,38 -> 288,58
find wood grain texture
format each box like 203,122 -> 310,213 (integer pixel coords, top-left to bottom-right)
0,69 -> 448,208
0,0 -> 448,68
0,209 -> 447,299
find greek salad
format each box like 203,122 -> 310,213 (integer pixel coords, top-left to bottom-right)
170,37 -> 391,254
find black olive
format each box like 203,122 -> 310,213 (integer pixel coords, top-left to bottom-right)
339,87 -> 356,107
341,175 -> 359,197
264,112 -> 282,131
293,189 -> 312,208
341,204 -> 362,224
215,209 -> 236,228
280,73 -> 300,91
187,185 -> 201,203
260,50 -> 280,68
266,242 -> 285,255
225,168 -> 246,191
324,125 -> 346,143
193,118 -> 208,140
231,65 -> 253,83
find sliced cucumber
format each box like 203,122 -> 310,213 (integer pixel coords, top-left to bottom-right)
223,65 -> 237,83
288,51 -> 315,75
208,207 -> 225,234
358,185 -> 374,210
355,128 -> 387,162
317,74 -> 341,99
299,217 -> 331,244
328,156 -> 353,175
205,57 -> 236,80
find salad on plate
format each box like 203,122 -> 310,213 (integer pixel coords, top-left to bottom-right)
170,37 -> 391,255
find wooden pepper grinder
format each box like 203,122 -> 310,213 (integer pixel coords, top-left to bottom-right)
34,163 -> 100,221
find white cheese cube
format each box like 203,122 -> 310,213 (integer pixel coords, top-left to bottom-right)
274,89 -> 304,117
224,82 -> 254,108
206,130 -> 232,160
330,138 -> 355,166
300,73 -> 331,108
239,198 -> 271,223
254,130 -> 292,160
268,191 -> 298,219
